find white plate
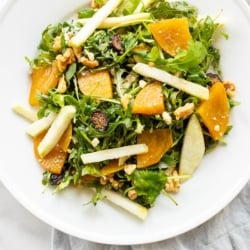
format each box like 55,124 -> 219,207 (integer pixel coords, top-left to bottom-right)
0,0 -> 250,245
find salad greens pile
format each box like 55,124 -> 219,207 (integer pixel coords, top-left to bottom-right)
24,0 -> 236,216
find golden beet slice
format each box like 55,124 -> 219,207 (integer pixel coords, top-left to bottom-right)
132,82 -> 165,115
33,123 -> 72,174
196,82 -> 230,140
101,160 -> 124,176
29,60 -> 60,106
148,18 -> 192,57
137,128 -> 173,168
78,70 -> 113,98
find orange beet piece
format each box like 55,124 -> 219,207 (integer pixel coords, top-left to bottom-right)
29,60 -> 60,106
78,70 -> 113,98
33,123 -> 72,174
132,82 -> 165,115
137,128 -> 173,168
196,82 -> 230,140
148,18 -> 192,57
101,160 -> 124,176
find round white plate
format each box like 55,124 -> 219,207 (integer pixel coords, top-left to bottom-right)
0,0 -> 250,245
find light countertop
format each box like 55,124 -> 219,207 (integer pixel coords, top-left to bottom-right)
0,182 -> 51,250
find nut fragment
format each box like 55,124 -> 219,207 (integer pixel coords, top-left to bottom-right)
56,48 -> 76,72
79,57 -> 99,68
174,103 -> 194,120
165,170 -> 180,193
53,36 -> 62,51
223,81 -> 236,97
128,189 -> 138,200
110,179 -> 120,190
72,46 -> 82,61
207,73 -> 236,98
100,176 -> 108,185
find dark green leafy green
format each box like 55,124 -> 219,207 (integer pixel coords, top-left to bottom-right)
132,170 -> 167,207
65,63 -> 77,83
78,8 -> 96,18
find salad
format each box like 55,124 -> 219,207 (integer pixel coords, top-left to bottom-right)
14,0 -> 237,220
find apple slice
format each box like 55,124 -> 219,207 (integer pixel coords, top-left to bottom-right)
179,114 -> 205,177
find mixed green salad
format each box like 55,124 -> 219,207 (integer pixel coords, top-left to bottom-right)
14,0 -> 237,219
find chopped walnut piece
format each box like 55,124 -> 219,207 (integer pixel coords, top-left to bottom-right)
128,189 -> 138,200
174,103 -> 194,120
56,48 -> 76,72
100,176 -> 108,185
165,170 -> 180,193
72,46 -> 82,61
223,81 -> 236,97
100,173 -> 114,185
79,56 -> 99,68
53,36 -> 62,51
110,179 -> 120,190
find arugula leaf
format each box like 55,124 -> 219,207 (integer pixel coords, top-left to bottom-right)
191,16 -> 222,73
165,40 -> 207,73
33,22 -> 74,67
65,63 -> 77,83
78,8 -> 96,19
88,186 -> 106,206
149,0 -> 197,19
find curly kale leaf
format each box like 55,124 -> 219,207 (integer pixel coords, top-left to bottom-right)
132,169 -> 167,207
